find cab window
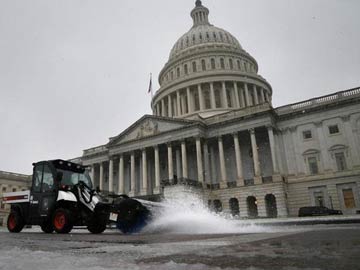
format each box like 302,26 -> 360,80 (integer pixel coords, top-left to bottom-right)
42,165 -> 54,192
33,165 -> 43,192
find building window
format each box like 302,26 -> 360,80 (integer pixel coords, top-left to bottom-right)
12,188 -> 17,192
170,71 -> 174,80
192,61 -> 197,72
211,58 -> 216,69
220,58 -> 225,69
342,189 -> 356,209
237,60 -> 241,69
184,64 -> 188,75
308,157 -> 319,175
328,125 -> 339,135
303,130 -> 312,140
201,59 -> 206,71
229,58 -> 233,69
314,191 -> 325,207
335,152 -> 347,171
2,187 -> 6,192
176,67 -> 180,78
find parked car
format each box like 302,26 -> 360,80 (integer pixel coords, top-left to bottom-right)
298,206 -> 342,217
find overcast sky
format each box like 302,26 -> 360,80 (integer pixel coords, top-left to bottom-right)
1,0 -> 359,174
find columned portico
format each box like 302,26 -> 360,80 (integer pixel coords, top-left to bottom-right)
267,126 -> 279,174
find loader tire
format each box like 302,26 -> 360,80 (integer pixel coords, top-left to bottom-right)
41,220 -> 54,233
53,208 -> 73,234
87,221 -> 106,234
7,211 -> 25,233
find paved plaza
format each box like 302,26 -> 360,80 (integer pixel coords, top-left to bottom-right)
0,224 -> 359,270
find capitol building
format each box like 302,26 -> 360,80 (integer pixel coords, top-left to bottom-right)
78,0 -> 360,218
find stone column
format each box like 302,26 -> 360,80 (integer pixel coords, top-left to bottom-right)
176,149 -> 182,179
161,99 -> 166,117
267,126 -> 279,175
99,162 -> 104,191
233,133 -> 244,185
250,129 -> 261,183
90,165 -> 95,185
167,143 -> 174,183
244,83 -> 251,106
176,91 -> 181,116
253,85 -> 259,105
218,136 -> 227,188
108,159 -> 114,193
129,152 -> 136,196
141,149 -> 148,195
187,87 -> 193,113
118,155 -> 124,194
222,82 -> 228,108
210,82 -> 216,109
233,82 -> 240,108
240,87 -> 246,107
203,141 -> 210,184
315,122 -> 331,172
196,137 -> 204,184
343,116 -> 360,168
168,95 -> 172,117
154,146 -> 161,193
181,140 -> 188,178
198,84 -> 205,111
260,88 -> 266,104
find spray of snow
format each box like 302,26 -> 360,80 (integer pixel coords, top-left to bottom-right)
144,192 -> 268,234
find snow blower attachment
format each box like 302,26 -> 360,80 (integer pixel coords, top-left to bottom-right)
3,159 -> 151,234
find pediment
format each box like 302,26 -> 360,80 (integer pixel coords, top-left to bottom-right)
108,115 -> 196,146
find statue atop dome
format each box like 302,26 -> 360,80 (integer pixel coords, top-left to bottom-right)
195,0 -> 202,7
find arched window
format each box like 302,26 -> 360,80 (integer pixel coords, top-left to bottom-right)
229,59 -> 233,69
213,200 -> 222,213
176,67 -> 180,78
184,64 -> 188,75
199,33 -> 202,41
170,71 -> 174,80
220,58 -> 225,69
192,61 -> 197,72
206,32 -> 210,40
211,58 -> 216,69
237,60 -> 241,70
265,194 -> 278,218
247,196 -> 258,218
201,59 -> 206,71
229,198 -> 240,216
213,32 -> 217,41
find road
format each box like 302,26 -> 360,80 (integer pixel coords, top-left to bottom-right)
0,224 -> 359,270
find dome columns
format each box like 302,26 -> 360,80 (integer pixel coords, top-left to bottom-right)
153,80 -> 272,118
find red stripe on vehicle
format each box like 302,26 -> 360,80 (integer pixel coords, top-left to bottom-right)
3,195 -> 28,201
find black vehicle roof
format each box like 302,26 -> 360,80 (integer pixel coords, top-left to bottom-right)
33,159 -> 87,173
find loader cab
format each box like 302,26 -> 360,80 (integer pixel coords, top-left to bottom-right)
30,161 -> 59,224
29,160 -> 91,224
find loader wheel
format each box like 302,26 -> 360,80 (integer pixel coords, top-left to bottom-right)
7,211 -> 25,233
87,221 -> 106,234
53,208 -> 73,234
41,221 -> 54,233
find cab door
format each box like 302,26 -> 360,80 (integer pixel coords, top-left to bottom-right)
30,163 -> 57,224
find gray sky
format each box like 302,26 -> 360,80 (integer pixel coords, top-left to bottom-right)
1,0 -> 359,174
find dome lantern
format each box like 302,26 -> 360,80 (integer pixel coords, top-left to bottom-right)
191,0 -> 210,27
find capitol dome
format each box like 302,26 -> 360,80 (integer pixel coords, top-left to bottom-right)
152,0 -> 273,119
